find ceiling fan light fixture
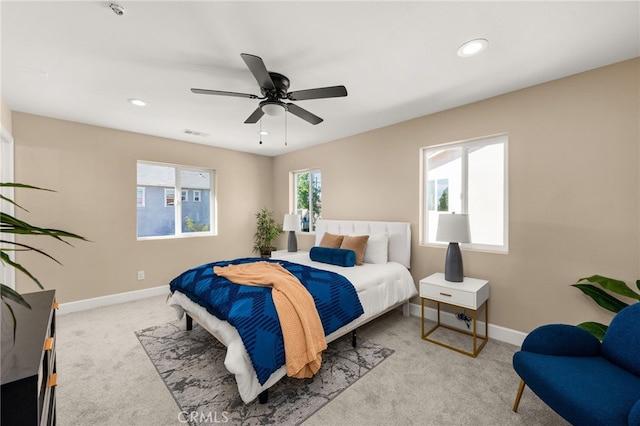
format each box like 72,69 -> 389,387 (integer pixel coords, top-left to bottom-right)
258,130 -> 270,135
261,102 -> 285,116
457,38 -> 488,57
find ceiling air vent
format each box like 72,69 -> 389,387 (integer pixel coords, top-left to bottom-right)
184,129 -> 210,137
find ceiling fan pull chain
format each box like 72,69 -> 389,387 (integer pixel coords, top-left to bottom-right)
259,119 -> 263,145
284,112 -> 288,146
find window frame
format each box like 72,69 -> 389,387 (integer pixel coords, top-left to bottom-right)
136,187 -> 146,207
136,161 -> 216,240
421,134 -> 508,253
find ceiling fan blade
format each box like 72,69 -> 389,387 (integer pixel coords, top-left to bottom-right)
241,53 -> 275,91
287,85 -> 348,101
244,107 -> 265,124
286,103 -> 323,125
191,88 -> 258,99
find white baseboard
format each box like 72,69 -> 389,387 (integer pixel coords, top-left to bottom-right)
408,302 -> 527,348
58,285 -> 170,315
58,289 -> 527,347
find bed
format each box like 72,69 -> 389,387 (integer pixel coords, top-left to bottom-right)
167,219 -> 417,404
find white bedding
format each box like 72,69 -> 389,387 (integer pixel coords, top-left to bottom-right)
168,253 -> 416,403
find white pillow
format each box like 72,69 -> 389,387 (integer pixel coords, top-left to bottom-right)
363,234 -> 388,264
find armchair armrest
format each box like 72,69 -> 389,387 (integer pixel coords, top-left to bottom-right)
521,324 -> 601,356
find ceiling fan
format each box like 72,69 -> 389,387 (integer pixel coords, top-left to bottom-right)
191,53 -> 347,125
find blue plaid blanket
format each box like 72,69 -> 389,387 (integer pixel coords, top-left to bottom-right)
169,257 -> 364,384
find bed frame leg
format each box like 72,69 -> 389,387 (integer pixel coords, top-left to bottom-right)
352,329 -> 357,348
186,314 -> 193,331
258,390 -> 268,404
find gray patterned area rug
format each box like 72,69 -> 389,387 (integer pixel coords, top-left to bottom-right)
135,321 -> 394,425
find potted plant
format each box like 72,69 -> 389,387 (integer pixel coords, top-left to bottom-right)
1,183 -> 87,338
572,274 -> 640,340
252,207 -> 283,258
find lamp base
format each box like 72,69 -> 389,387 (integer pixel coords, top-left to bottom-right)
287,231 -> 297,252
444,242 -> 464,282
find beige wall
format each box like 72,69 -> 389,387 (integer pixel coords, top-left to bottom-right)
274,58 -> 640,333
10,59 -> 639,333
13,114 -> 273,303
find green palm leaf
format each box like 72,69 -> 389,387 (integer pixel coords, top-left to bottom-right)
0,183 -> 53,212
571,283 -> 629,313
0,251 -> 44,289
576,321 -> 608,341
578,275 -> 640,301
1,284 -> 32,341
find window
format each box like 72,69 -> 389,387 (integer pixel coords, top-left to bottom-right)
292,169 -> 321,232
136,161 -> 215,238
422,134 -> 508,252
193,190 -> 201,202
165,189 -> 175,207
136,187 -> 145,207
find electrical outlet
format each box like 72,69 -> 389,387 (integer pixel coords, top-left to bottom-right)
137,271 -> 145,281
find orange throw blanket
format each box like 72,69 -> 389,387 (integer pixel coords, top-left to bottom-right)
213,261 -> 327,379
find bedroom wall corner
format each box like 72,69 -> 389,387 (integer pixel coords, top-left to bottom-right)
12,113 -> 274,303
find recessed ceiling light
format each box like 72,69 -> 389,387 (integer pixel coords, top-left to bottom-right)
457,38 -> 488,57
128,98 -> 146,106
258,130 -> 270,136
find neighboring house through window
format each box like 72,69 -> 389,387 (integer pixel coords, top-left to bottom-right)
136,187 -> 145,207
292,169 -> 321,232
422,134 -> 508,252
136,161 -> 215,238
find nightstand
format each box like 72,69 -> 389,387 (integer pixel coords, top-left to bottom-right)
420,272 -> 489,357
270,250 -> 308,260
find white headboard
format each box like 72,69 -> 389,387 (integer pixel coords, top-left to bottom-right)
314,220 -> 411,268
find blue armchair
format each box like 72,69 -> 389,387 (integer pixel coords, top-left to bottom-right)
512,302 -> 640,426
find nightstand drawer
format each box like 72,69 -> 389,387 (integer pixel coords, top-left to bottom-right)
419,273 -> 489,309
420,281 -> 476,307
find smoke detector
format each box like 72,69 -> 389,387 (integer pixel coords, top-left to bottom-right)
109,3 -> 125,16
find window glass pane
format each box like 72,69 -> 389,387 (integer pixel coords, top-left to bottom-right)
426,148 -> 461,243
294,170 -> 322,232
310,171 -> 322,231
468,143 -> 504,246
180,170 -> 211,233
137,163 -> 176,237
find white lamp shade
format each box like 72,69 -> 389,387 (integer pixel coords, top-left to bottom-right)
282,214 -> 301,232
436,213 -> 471,243
262,103 -> 284,116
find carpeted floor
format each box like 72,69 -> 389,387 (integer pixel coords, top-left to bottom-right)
136,321 -> 394,425
56,295 -> 568,425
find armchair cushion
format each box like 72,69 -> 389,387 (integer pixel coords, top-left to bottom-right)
521,324 -> 601,357
601,302 -> 640,376
513,352 -> 640,425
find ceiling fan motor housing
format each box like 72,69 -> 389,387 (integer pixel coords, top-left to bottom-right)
262,72 -> 290,99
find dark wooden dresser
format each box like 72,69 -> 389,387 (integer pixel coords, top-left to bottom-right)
1,289 -> 57,425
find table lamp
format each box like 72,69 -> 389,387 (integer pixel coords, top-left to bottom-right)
436,213 -> 471,282
282,213 -> 301,252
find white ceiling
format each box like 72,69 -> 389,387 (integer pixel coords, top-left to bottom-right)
2,1 -> 639,157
